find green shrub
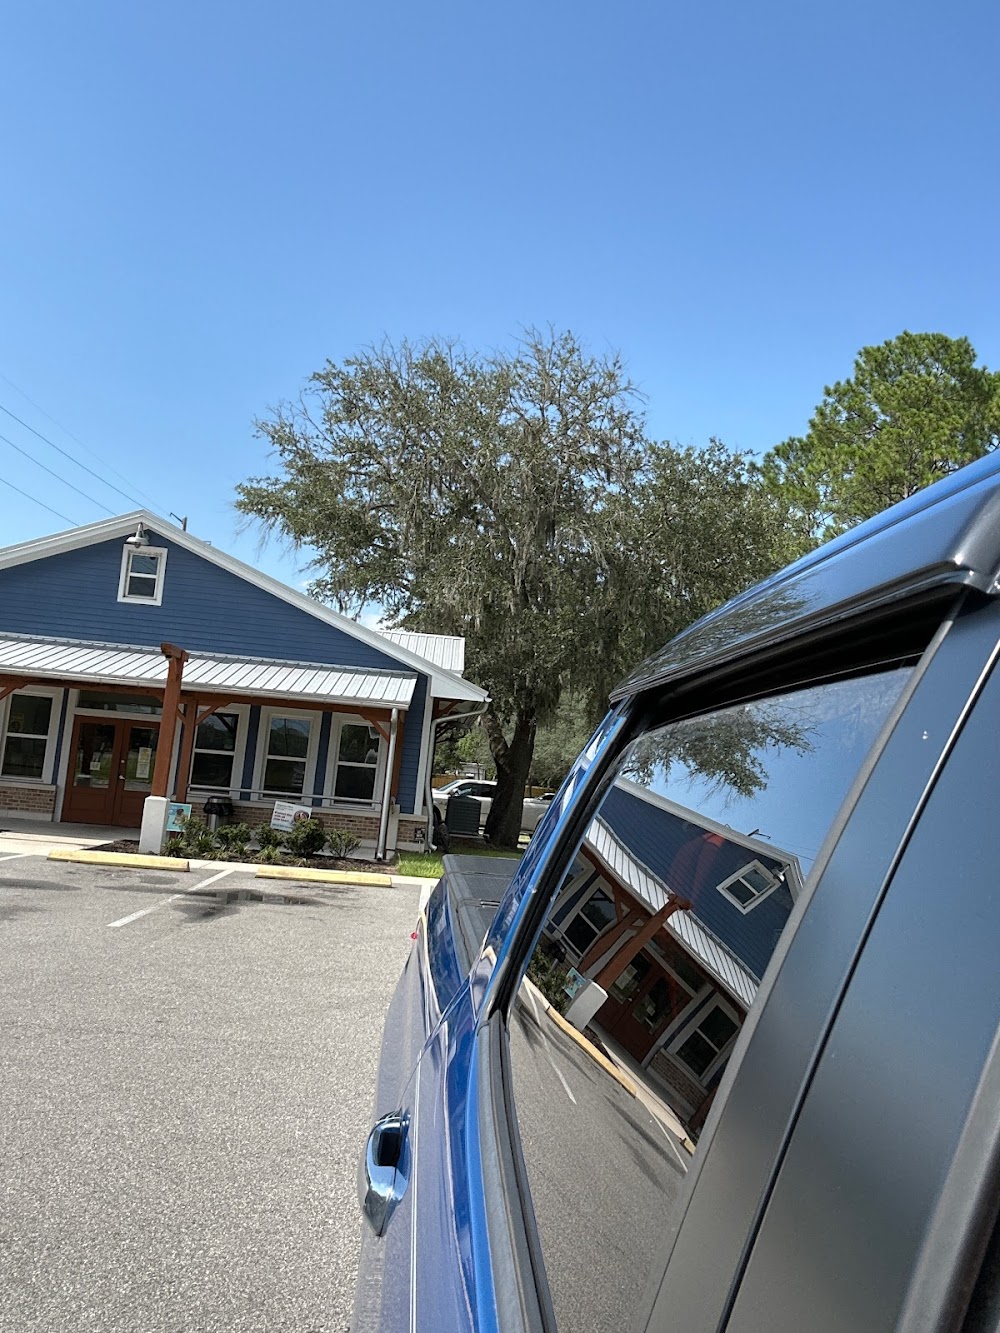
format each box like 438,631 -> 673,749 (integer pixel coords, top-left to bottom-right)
254,826 -> 284,852
254,843 -> 284,864
326,827 -> 362,860
282,817 -> 328,858
214,823 -> 254,857
169,815 -> 218,860
526,951 -> 571,1015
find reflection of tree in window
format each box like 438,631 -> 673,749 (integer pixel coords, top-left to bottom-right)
625,697 -> 813,801
191,714 -> 239,789
2,695 -> 52,779
335,723 -> 379,801
264,717 -> 310,794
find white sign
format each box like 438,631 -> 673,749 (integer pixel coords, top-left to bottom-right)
270,801 -> 313,832
136,747 -> 152,780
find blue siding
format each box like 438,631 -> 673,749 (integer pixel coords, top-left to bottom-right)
396,677 -> 427,814
312,713 -> 333,807
599,785 -> 794,981
0,531 -> 403,669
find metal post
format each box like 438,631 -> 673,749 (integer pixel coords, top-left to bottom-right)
375,708 -> 399,862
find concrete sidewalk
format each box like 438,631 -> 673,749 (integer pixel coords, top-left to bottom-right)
0,817 -> 139,858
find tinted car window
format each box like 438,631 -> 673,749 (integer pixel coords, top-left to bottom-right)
506,666 -> 913,1331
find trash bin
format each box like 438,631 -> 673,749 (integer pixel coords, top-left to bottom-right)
203,795 -> 234,832
444,794 -> 481,837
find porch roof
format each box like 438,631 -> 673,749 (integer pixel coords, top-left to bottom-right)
587,814 -> 759,1009
0,633 -> 417,709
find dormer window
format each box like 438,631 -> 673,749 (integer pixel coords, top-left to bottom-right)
117,545 -> 167,605
717,859 -> 781,913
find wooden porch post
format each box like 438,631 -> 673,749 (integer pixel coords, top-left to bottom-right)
151,643 -> 188,798
577,910 -> 645,975
173,700 -> 198,804
593,895 -> 691,992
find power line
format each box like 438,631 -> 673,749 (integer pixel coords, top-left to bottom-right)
0,430 -> 115,516
0,401 -> 152,512
0,372 -> 162,510
0,473 -> 77,526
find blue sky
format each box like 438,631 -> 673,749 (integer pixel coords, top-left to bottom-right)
2,0 -> 997,598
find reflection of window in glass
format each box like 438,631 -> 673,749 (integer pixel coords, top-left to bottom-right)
1,694 -> 53,779
190,713 -> 239,790
717,860 -> 780,912
334,723 -> 379,802
562,888 -> 616,954
263,716 -> 311,795
671,999 -> 740,1078
507,664 -> 916,1333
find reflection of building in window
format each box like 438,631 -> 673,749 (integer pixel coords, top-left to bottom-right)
536,778 -> 803,1128
190,713 -> 239,791
1,693 -> 53,779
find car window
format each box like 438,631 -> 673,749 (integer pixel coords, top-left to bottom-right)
505,665 -> 914,1332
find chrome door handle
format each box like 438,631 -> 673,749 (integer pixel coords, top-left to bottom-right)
358,1113 -> 410,1236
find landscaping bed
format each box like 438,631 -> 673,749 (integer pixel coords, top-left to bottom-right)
93,815 -> 395,871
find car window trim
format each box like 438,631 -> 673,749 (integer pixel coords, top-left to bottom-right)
485,593 -> 968,1333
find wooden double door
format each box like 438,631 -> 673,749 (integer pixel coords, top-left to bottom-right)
62,717 -> 160,826
598,949 -> 693,1061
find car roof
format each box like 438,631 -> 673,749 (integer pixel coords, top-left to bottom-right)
613,451 -> 1000,702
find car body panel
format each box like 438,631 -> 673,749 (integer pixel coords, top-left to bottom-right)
356,455 -> 1000,1333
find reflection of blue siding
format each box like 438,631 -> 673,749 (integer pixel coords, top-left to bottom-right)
0,531 -> 403,668
598,785 -> 793,980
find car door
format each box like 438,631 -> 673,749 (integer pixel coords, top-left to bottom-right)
476,590 -> 1000,1333
718,636 -> 1000,1333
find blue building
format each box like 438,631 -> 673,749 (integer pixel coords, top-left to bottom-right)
0,512 -> 488,852
539,777 -> 803,1127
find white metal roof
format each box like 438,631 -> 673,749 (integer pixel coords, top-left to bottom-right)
379,630 -> 466,675
0,634 -> 417,709
0,511 -> 488,705
586,815 -> 759,1009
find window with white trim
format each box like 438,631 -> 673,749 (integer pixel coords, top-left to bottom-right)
560,886 -> 617,956
669,997 -> 740,1081
190,713 -> 240,791
262,713 -> 313,796
717,859 -> 781,912
1,692 -> 54,780
117,546 -> 167,605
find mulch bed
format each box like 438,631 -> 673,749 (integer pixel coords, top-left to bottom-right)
90,839 -> 397,872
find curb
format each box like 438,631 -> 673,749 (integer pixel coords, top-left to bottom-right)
44,848 -> 437,892
522,976 -> 638,1098
47,849 -> 191,872
256,865 -> 392,888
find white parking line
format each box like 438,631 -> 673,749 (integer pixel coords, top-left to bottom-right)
0,853 -> 33,862
107,867 -> 238,928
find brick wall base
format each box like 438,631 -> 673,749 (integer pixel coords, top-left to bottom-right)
648,1050 -> 704,1121
0,783 -> 57,818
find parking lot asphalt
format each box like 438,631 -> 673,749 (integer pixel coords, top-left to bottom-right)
0,855 -> 421,1333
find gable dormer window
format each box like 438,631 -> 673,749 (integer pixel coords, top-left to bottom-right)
716,859 -> 781,913
117,545 -> 167,605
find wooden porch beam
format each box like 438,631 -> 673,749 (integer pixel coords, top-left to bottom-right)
0,678 -> 28,704
577,910 -> 645,975
593,895 -> 692,993
359,709 -> 392,743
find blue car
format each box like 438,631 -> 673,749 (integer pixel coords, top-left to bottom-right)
354,453 -> 1000,1332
